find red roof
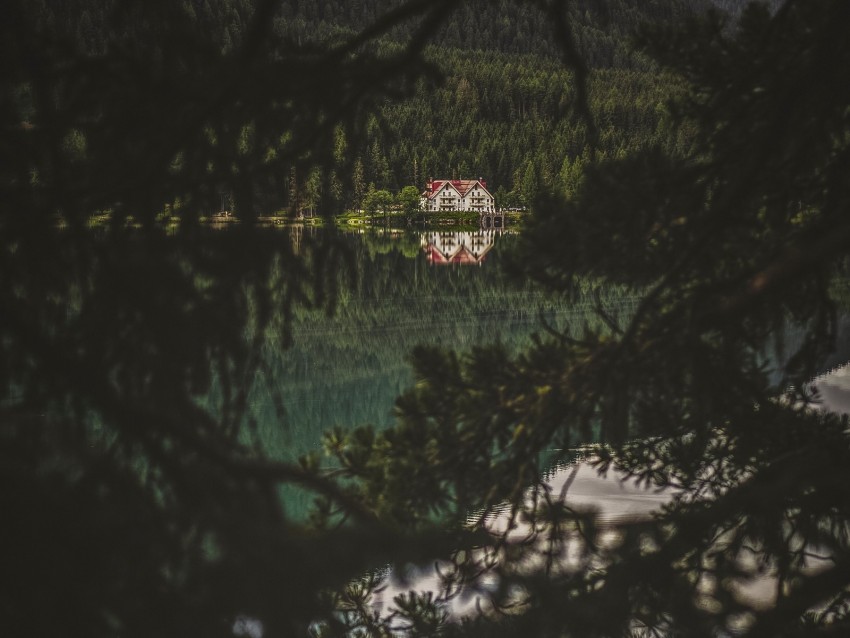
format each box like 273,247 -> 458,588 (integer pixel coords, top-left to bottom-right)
424,178 -> 490,200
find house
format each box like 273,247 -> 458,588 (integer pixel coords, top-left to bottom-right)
420,178 -> 495,213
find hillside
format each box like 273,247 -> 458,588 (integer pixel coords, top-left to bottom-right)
18,0 -> 761,213
275,0 -> 741,205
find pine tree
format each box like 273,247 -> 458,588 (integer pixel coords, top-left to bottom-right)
5,2 -> 850,637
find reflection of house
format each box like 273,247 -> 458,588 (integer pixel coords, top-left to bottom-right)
420,178 -> 495,213
421,230 -> 499,265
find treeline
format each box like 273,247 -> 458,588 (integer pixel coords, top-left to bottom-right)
277,0 -> 716,65
38,0 -> 760,62
23,0 -> 256,54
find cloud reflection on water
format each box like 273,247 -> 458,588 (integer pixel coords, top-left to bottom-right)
372,362 -> 850,627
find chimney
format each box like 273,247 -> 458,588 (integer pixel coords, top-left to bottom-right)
479,177 -> 487,188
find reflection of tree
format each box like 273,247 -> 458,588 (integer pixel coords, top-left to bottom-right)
4,1 -> 850,638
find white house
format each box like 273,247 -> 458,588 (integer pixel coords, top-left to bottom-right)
420,178 -> 495,213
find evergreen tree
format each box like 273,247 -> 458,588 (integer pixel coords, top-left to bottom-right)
3,1 -> 850,637
325,1 -> 850,635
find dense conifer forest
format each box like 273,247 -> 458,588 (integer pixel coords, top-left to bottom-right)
20,0 -> 758,212
15,2 -> 850,637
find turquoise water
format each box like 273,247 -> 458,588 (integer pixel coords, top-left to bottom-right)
216,228 -> 850,520
234,229 -> 640,517
252,231 -> 637,456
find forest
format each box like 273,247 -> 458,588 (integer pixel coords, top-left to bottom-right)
8,1 -> 850,637
18,0 -> 734,213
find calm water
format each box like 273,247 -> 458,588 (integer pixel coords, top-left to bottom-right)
249,229 -> 639,459
241,228 -> 850,520
243,228 -> 640,516
369,362 -> 850,621
226,227 -> 850,627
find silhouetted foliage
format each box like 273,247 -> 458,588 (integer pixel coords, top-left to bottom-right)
4,1 -> 850,637
322,0 -> 850,636
0,0 -> 458,635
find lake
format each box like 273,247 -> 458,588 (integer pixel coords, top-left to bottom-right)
246,226 -> 850,462
237,227 -> 644,517
236,226 -> 850,628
